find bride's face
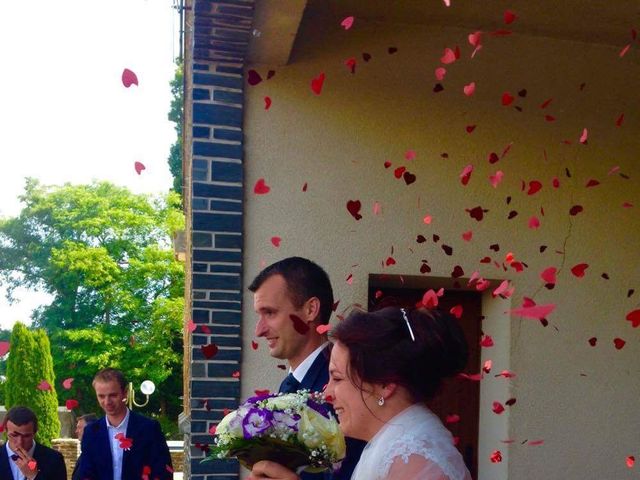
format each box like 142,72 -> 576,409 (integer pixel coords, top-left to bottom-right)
326,341 -> 380,441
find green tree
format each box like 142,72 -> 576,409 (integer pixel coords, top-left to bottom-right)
0,180 -> 185,426
5,323 -> 60,446
168,60 -> 183,195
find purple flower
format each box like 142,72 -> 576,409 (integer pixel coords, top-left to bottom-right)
245,393 -> 278,404
306,399 -> 330,419
242,408 -> 273,439
273,411 -> 301,432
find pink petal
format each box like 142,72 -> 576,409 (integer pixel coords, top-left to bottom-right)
463,82 -> 476,96
510,303 -> 556,319
435,67 -> 447,81
489,171 -> 504,188
134,161 -> 146,175
460,164 -> 474,185
579,128 -> 588,144
121,68 -> 138,88
540,267 -> 557,285
468,31 -> 482,47
270,236 -> 281,247
619,44 -> 631,57
528,216 -> 541,229
340,16 -> 354,30
441,48 -> 457,64
462,231 -> 473,242
405,150 -> 417,161
62,378 -> 74,390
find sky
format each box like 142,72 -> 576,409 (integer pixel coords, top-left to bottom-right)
0,0 -> 180,330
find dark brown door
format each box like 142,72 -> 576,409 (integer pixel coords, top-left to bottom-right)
368,285 -> 481,479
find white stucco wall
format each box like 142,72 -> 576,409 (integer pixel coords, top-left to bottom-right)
241,17 -> 639,480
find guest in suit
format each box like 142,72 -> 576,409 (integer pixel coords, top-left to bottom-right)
71,413 -> 97,480
249,256 -> 365,480
76,368 -> 172,480
0,405 -> 67,480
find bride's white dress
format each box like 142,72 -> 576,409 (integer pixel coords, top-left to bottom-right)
350,404 -> 472,480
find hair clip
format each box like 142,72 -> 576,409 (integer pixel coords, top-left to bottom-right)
400,308 -> 416,342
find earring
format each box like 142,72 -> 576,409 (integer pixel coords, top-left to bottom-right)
377,396 -> 385,407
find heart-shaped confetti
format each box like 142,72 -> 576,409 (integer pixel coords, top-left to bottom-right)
340,16 -> 354,30
311,72 -> 326,95
490,171 -> 504,188
569,205 -> 583,216
0,341 -> 9,357
270,236 -> 281,247
528,216 -> 540,229
462,231 -> 473,242
501,92 -> 515,106
394,166 -> 406,178
122,68 -> 138,88
626,309 -> 640,327
481,335 -> 494,347
66,399 -> 79,410
490,451 -> 503,463
527,180 -> 542,195
450,305 -> 464,318
466,206 -> 487,221
504,10 -> 517,24
62,378 -> 74,390
588,337 -> 597,346
346,200 -> 363,220
247,70 -> 263,86
451,266 -> 464,278
251,340 -> 259,350
134,161 -> 146,175
403,171 -> 417,185
201,343 -> 219,359
254,178 -> 271,194
540,267 -> 557,286
614,338 -> 626,350
344,57 -> 357,74
37,380 -> 52,391
511,303 -> 555,319
264,96 -> 272,110
463,82 -> 476,96
440,48 -> 457,64
435,67 -> 447,81
492,401 -> 505,414
460,165 -> 473,185
579,128 -> 588,144
316,324 -> 331,335
570,263 -> 589,278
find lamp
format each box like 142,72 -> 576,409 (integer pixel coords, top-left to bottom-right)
127,380 -> 155,409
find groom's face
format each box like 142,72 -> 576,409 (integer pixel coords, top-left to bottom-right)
253,274 -> 311,366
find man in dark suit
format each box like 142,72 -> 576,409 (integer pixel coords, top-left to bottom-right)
249,257 -> 365,480
76,368 -> 172,480
0,405 -> 67,480
71,413 -> 97,480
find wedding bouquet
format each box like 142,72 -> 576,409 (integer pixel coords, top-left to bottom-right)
209,390 -> 346,473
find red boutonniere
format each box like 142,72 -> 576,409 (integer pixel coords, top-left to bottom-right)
114,432 -> 133,450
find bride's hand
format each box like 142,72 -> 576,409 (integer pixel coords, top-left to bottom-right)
247,460 -> 300,480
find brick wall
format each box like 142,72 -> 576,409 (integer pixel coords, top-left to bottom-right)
187,1 -> 255,479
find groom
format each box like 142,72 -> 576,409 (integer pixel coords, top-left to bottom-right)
250,257 -> 364,480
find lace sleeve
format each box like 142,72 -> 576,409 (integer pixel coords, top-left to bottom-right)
386,454 -> 452,480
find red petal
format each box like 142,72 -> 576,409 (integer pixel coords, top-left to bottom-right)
492,401 -> 505,414
340,16 -> 354,30
246,70 -> 263,86
510,303 -> 556,319
462,231 -> 473,242
503,10 -> 517,24
450,305 -> 464,319
540,98 -> 553,109
460,164 -> 474,185
614,338 -> 626,350
201,344 -> 219,359
626,309 -> 640,328
585,179 -> 600,187
310,72 -> 326,95
480,335 -> 494,347
264,96 -> 272,110
254,178 -> 271,194
270,236 -> 281,247
346,200 -> 363,220
616,113 -> 625,127
441,47 -> 457,64
290,314 -> 310,334
463,82 -> 476,97
528,216 -> 540,229
540,267 -> 557,285
569,205 -> 583,216
446,414 -> 460,424
501,92 -> 515,106
62,378 -> 74,390
37,380 -> 52,391
527,180 -> 542,195
316,324 -> 331,335
121,68 -> 139,88
588,337 -> 597,347
619,44 -> 632,57
134,161 -> 146,175
65,399 -> 79,410
627,456 -> 635,468
570,263 -> 589,278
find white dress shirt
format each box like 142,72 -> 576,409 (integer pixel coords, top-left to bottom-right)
291,341 -> 329,383
6,442 -> 36,480
106,409 -> 130,480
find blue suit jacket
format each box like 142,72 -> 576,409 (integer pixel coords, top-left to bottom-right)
0,442 -> 67,480
77,411 -> 172,480
283,345 -> 366,480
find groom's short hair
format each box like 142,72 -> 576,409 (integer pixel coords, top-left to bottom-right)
249,256 -> 334,325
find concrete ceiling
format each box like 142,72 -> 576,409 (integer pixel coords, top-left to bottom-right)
249,0 -> 639,65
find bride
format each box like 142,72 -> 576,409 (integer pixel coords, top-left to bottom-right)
249,306 -> 472,480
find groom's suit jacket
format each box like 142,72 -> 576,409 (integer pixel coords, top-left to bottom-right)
0,442 -> 67,480
77,410 -> 172,480
279,345 -> 366,480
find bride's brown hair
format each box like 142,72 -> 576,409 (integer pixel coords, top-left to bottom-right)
331,307 -> 468,402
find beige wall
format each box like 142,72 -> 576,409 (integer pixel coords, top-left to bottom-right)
241,18 -> 639,480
